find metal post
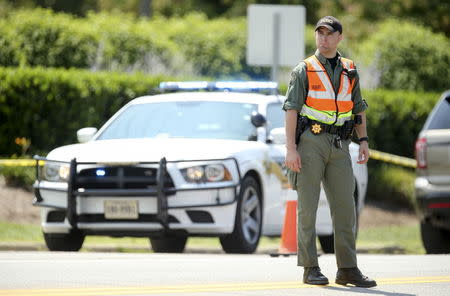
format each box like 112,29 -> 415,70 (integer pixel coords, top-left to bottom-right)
140,0 -> 152,18
156,157 -> 168,229
67,158 -> 78,229
271,12 -> 281,84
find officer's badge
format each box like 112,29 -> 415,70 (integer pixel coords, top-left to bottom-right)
311,123 -> 322,134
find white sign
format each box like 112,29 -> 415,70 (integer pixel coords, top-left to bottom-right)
247,4 -> 305,67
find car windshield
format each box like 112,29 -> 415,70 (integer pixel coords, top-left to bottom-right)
266,103 -> 284,132
97,101 -> 259,141
426,96 -> 450,130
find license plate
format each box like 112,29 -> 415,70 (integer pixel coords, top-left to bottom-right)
104,200 -> 139,220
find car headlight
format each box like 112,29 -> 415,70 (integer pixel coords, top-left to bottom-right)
42,163 -> 70,182
182,164 -> 232,183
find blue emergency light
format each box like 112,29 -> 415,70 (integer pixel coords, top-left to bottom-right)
159,81 -> 278,93
96,169 -> 106,177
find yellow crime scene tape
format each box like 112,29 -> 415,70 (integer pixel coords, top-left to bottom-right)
369,149 -> 417,168
0,149 -> 417,168
0,159 -> 45,167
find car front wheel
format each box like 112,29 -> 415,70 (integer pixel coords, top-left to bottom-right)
220,176 -> 262,254
43,231 -> 85,251
149,235 -> 187,253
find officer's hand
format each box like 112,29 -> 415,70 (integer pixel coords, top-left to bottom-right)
285,147 -> 302,172
357,141 -> 369,164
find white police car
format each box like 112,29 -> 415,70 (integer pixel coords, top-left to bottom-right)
34,81 -> 367,253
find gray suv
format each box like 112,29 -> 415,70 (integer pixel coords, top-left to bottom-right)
415,90 -> 450,254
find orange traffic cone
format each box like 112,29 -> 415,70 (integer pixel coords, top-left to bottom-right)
277,200 -> 298,255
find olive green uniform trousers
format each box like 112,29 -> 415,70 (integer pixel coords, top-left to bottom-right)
288,129 -> 357,268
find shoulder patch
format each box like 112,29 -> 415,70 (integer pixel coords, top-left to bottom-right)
289,71 -> 297,86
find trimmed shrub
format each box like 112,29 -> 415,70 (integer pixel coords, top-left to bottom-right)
0,66 -> 171,156
363,89 -> 440,158
358,19 -> 450,92
0,165 -> 35,191
0,65 -> 440,159
5,9 -> 99,69
1,9 -> 329,79
366,163 -> 416,210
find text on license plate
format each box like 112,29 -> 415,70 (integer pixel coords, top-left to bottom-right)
104,200 -> 139,219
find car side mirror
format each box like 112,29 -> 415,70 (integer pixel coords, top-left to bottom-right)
269,127 -> 286,145
251,112 -> 266,128
77,127 -> 98,143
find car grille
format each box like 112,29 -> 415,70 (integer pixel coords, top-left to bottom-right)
76,166 -> 175,191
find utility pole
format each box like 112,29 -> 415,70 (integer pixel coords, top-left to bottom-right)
140,0 -> 152,18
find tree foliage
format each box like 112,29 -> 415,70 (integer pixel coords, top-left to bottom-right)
1,0 -> 447,37
358,19 -> 450,92
0,9 -> 271,78
319,0 -> 449,37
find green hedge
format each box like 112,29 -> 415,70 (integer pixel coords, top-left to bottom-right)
363,89 -> 440,158
366,162 -> 416,210
0,9 -> 272,78
0,66 -> 171,156
0,165 -> 34,192
0,9 -> 333,79
358,19 -> 450,92
1,65 -> 441,159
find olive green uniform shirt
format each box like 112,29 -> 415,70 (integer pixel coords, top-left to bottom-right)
283,50 -> 367,114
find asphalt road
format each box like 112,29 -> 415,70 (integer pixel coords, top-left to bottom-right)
0,252 -> 449,296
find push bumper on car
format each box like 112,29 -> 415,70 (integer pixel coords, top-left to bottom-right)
33,156 -> 242,236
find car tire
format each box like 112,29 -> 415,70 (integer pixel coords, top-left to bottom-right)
318,234 -> 334,254
43,231 -> 85,251
220,176 -> 262,254
149,235 -> 188,253
318,181 -> 360,254
420,221 -> 450,254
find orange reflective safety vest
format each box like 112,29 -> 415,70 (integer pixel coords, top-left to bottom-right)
299,55 -> 356,126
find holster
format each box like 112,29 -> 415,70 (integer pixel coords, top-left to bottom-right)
340,120 -> 354,140
339,115 -> 362,140
295,116 -> 310,145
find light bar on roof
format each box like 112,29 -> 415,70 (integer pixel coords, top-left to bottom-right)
215,81 -> 278,90
159,81 -> 278,91
159,81 -> 209,90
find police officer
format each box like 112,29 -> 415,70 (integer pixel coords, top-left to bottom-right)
283,16 -> 376,288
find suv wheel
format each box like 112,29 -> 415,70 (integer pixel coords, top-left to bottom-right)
149,235 -> 187,253
43,231 -> 85,251
420,221 -> 450,254
220,176 -> 262,254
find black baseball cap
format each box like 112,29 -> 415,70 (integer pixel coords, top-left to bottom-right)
315,16 -> 342,34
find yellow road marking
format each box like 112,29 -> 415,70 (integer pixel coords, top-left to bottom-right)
0,276 -> 449,296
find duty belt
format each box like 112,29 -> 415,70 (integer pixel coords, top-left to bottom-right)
308,120 -> 345,135
296,115 -> 360,146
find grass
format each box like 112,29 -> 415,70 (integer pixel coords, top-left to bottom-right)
0,221 -> 425,254
0,221 -> 280,252
0,222 -> 42,242
357,224 -> 425,254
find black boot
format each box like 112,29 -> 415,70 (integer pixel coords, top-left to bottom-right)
336,267 -> 377,288
303,266 -> 329,285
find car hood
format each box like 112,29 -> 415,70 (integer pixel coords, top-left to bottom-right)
46,138 -> 267,163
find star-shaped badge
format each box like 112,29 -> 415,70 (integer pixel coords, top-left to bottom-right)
311,123 -> 322,134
